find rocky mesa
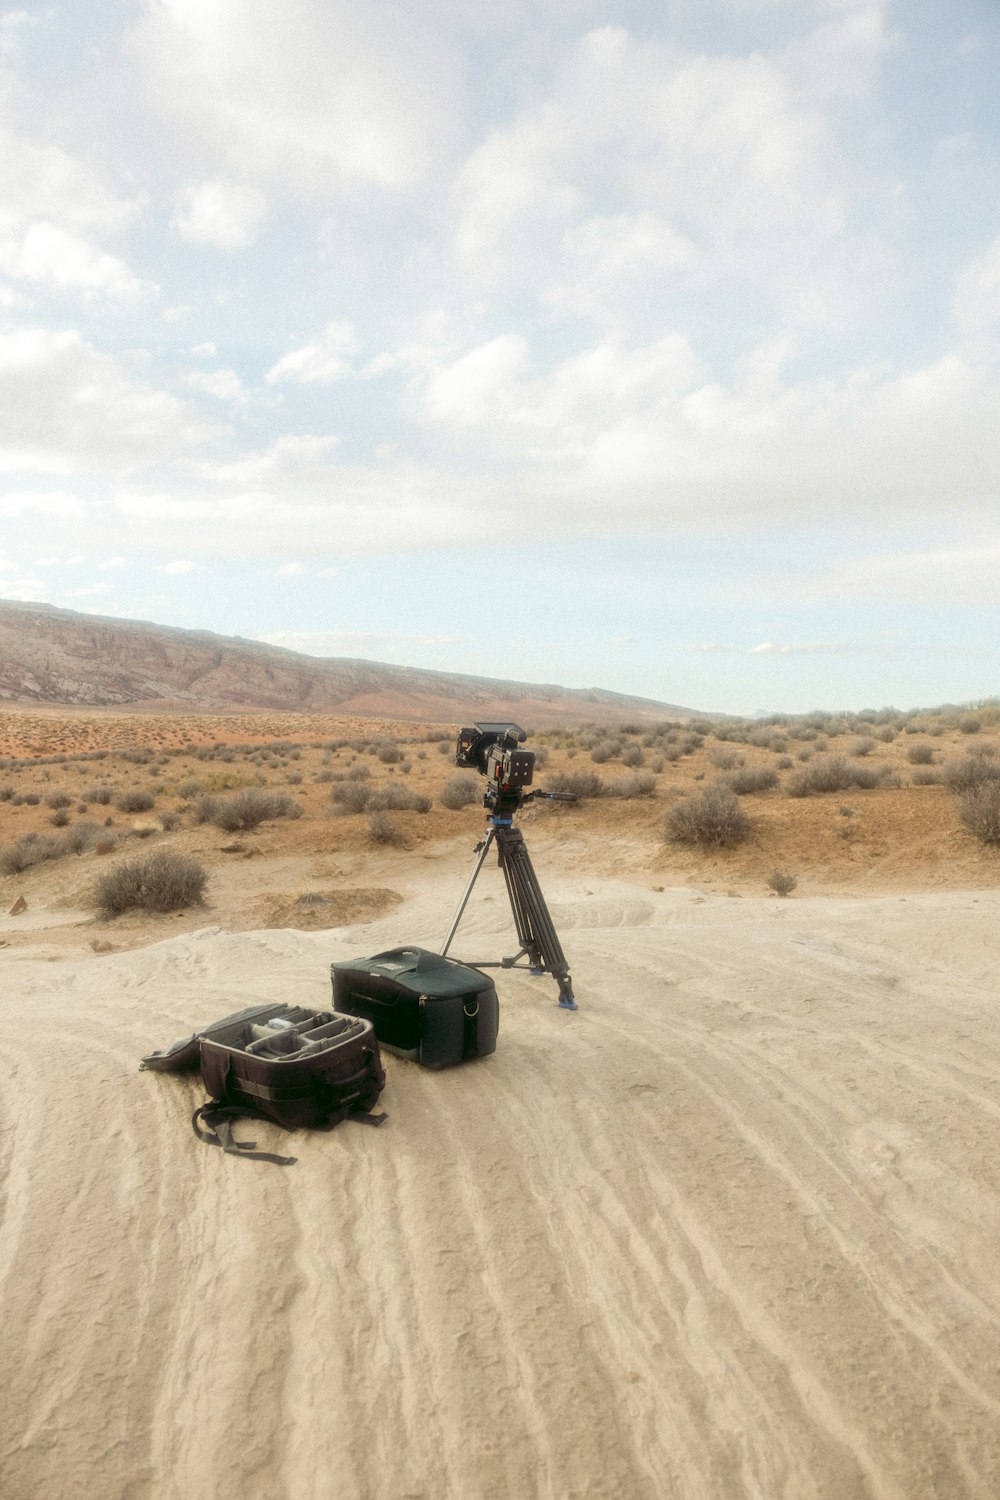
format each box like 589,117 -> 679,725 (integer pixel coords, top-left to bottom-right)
0,600 -> 693,725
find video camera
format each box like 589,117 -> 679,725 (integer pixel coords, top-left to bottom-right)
455,723 -> 534,803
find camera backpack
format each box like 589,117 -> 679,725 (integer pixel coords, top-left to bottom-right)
140,1002 -> 386,1165
331,946 -> 498,1069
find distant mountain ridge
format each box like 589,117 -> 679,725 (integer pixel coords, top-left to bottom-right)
0,600 -> 696,725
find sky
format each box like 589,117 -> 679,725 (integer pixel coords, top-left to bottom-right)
1,0 -> 998,716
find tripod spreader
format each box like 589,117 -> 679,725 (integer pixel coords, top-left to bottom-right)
441,814 -> 578,1010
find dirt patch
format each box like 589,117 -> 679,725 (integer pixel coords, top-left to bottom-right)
251,886 -> 404,931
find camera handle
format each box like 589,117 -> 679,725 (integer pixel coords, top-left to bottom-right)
441,814 -> 578,1010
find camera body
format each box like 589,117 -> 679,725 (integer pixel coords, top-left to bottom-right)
455,722 -> 534,811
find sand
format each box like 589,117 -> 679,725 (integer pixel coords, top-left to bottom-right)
3,858 -> 1000,1500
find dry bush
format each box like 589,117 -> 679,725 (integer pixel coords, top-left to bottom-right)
959,715 -> 982,734
786,756 -> 898,797
369,783 -> 432,813
117,789 -> 156,813
368,810 -> 406,846
544,770 -> 604,800
943,753 -> 1000,794
851,737 -> 877,758
94,849 -> 207,916
663,786 -> 751,849
196,788 -> 303,830
439,775 -> 482,810
604,772 -> 657,799
724,766 -> 779,795
956,783 -> 1000,844
767,870 -> 798,896
906,744 -> 935,765
330,780 -> 375,814
44,791 -> 72,810
708,747 -> 744,770
86,785 -> 114,805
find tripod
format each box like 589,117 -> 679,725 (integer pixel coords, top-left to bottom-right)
441,800 -> 578,1010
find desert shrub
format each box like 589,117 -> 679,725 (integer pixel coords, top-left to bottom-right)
368,810 -> 405,846
0,785 -> 13,801
45,791 -> 72,810
767,870 -> 798,896
590,738 -> 621,764
906,744 -> 935,765
776,755 -> 793,770
49,808 -> 71,827
943,752 -> 1000,793
786,756 -> 898,797
662,786 -> 751,849
377,741 -> 403,764
159,810 -> 182,831
117,790 -> 156,813
86,785 -> 114,805
369,784 -> 431,813
956,783 -> 1000,844
94,849 -> 207,916
177,779 -> 203,799
0,834 -> 55,875
330,780 -> 375,814
544,770 -> 604,800
708,747 -> 744,771
910,768 -> 942,785
725,766 -> 779,795
604,772 -> 657,799
851,738 -> 877,758
196,788 -> 302,830
62,821 -> 104,854
439,775 -> 482,810
959,715 -> 982,734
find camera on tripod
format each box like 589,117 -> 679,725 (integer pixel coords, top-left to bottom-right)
455,722 -> 535,810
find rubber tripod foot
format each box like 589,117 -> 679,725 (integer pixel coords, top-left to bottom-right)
558,994 -> 579,1011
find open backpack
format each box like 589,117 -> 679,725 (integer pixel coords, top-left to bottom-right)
140,1002 -> 387,1166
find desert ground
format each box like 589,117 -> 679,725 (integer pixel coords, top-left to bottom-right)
2,704 -> 1000,1498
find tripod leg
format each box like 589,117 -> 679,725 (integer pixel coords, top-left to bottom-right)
441,828 -> 495,957
496,827 -> 578,1009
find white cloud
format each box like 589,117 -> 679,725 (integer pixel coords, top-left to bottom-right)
0,573 -> 46,601
98,556 -> 127,570
266,323 -> 356,384
163,559 -> 195,573
954,233 -> 1000,331
188,367 -> 246,400
172,181 -> 266,250
190,342 -> 217,357
0,220 -> 153,300
829,542 -> 1000,605
0,328 -> 211,475
0,489 -> 86,518
136,0 -> 460,192
454,27 -> 837,271
751,640 -> 853,655
424,335 -> 529,422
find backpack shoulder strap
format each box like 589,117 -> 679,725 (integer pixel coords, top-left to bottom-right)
191,1104 -> 297,1166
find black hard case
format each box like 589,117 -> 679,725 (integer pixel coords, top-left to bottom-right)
330,947 -> 498,1069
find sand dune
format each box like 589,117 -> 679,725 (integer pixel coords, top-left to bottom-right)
3,874 -> 1000,1499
